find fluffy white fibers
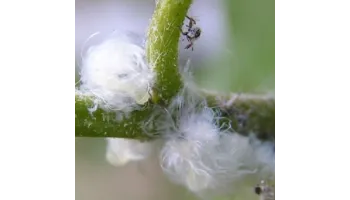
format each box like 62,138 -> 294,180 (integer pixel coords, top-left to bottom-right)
159,89 -> 265,196
79,31 -> 154,111
106,138 -> 154,167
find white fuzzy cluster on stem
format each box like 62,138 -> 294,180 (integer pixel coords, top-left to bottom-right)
79,31 -> 154,112
158,88 -> 274,196
78,31 -> 156,167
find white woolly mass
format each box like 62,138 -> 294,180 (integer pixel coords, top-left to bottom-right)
157,88 -> 275,196
79,32 -> 154,111
106,138 -> 154,167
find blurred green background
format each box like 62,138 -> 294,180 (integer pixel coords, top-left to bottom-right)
75,0 -> 274,199
197,0 -> 274,93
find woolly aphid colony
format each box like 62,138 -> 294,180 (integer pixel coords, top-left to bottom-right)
78,31 -> 275,196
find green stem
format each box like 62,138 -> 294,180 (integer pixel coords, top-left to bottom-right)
205,91 -> 275,140
146,0 -> 193,104
75,93 -> 153,139
75,92 -> 275,140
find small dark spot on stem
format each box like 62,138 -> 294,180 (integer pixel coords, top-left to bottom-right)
255,186 -> 262,195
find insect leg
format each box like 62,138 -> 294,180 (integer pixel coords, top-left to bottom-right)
179,28 -> 189,36
185,42 -> 193,50
186,16 -> 197,25
186,15 -> 196,29
178,25 -> 188,34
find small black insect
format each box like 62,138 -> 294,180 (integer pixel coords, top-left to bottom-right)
254,180 -> 275,200
180,15 -> 201,51
255,185 -> 262,195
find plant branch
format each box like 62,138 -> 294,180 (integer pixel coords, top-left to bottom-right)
146,0 -> 193,104
75,91 -> 274,140
75,92 -> 153,139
